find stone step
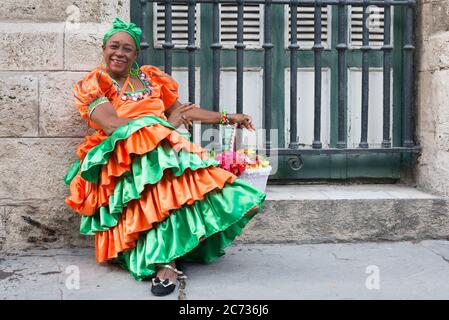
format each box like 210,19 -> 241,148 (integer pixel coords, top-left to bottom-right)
237,184 -> 449,244
3,184 -> 447,251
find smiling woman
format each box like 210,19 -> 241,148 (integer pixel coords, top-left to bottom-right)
64,17 -> 265,297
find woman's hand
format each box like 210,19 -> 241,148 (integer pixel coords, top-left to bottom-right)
230,113 -> 255,131
166,103 -> 197,129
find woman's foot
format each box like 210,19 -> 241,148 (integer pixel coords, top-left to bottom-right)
156,261 -> 178,283
151,261 -> 182,296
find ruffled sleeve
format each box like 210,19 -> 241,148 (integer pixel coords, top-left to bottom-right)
73,66 -> 117,121
141,65 -> 179,110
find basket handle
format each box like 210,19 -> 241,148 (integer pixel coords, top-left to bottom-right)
228,123 -> 238,152
227,123 -> 258,155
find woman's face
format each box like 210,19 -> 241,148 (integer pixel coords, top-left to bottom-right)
102,32 -> 138,77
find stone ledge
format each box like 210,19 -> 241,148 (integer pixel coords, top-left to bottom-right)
2,183 -> 449,250
236,185 -> 449,243
264,184 -> 439,200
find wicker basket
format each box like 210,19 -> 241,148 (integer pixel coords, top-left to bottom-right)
221,124 -> 271,193
239,166 -> 272,192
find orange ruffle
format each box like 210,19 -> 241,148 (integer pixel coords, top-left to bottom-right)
101,124 -> 206,184
65,174 -> 100,216
66,124 -> 208,216
65,166 -> 117,217
76,130 -> 108,161
95,166 -> 237,262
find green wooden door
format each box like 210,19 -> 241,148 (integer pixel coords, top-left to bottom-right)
131,1 -> 411,181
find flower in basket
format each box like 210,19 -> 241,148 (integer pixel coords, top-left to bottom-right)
214,151 -> 247,176
237,149 -> 270,169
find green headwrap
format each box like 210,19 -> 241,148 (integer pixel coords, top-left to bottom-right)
103,17 -> 142,49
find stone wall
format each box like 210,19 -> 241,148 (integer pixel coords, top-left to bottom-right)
0,1 -> 130,250
415,0 -> 449,196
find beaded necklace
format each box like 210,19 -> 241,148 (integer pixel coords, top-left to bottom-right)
111,71 -> 153,102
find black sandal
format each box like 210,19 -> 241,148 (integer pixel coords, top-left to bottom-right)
151,264 -> 186,296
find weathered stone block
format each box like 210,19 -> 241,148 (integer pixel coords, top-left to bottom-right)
0,73 -> 38,137
431,0 -> 449,34
0,201 -> 91,250
97,0 -> 130,24
415,70 -> 449,165
416,71 -> 436,134
0,23 -> 64,71
39,72 -> 87,137
0,0 -> 130,23
431,70 -> 449,114
418,32 -> 449,72
0,138 -> 82,200
64,23 -> 108,71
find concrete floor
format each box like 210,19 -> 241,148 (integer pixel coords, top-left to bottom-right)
2,240 -> 449,300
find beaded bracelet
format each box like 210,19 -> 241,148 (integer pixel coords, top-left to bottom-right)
88,97 -> 109,118
219,111 -> 231,125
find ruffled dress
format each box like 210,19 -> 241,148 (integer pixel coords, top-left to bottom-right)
64,64 -> 266,280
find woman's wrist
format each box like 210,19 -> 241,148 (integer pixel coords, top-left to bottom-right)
229,113 -> 238,125
219,111 -> 234,125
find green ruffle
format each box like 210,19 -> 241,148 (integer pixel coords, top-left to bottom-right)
108,140 -> 219,215
79,115 -> 177,183
80,206 -> 120,235
80,139 -> 219,235
64,159 -> 80,186
113,178 -> 266,280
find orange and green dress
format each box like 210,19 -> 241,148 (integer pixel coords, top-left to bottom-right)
64,64 -> 266,280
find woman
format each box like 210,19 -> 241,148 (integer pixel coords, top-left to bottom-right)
64,18 -> 266,297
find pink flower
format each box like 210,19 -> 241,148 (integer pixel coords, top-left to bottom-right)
214,151 -> 247,177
